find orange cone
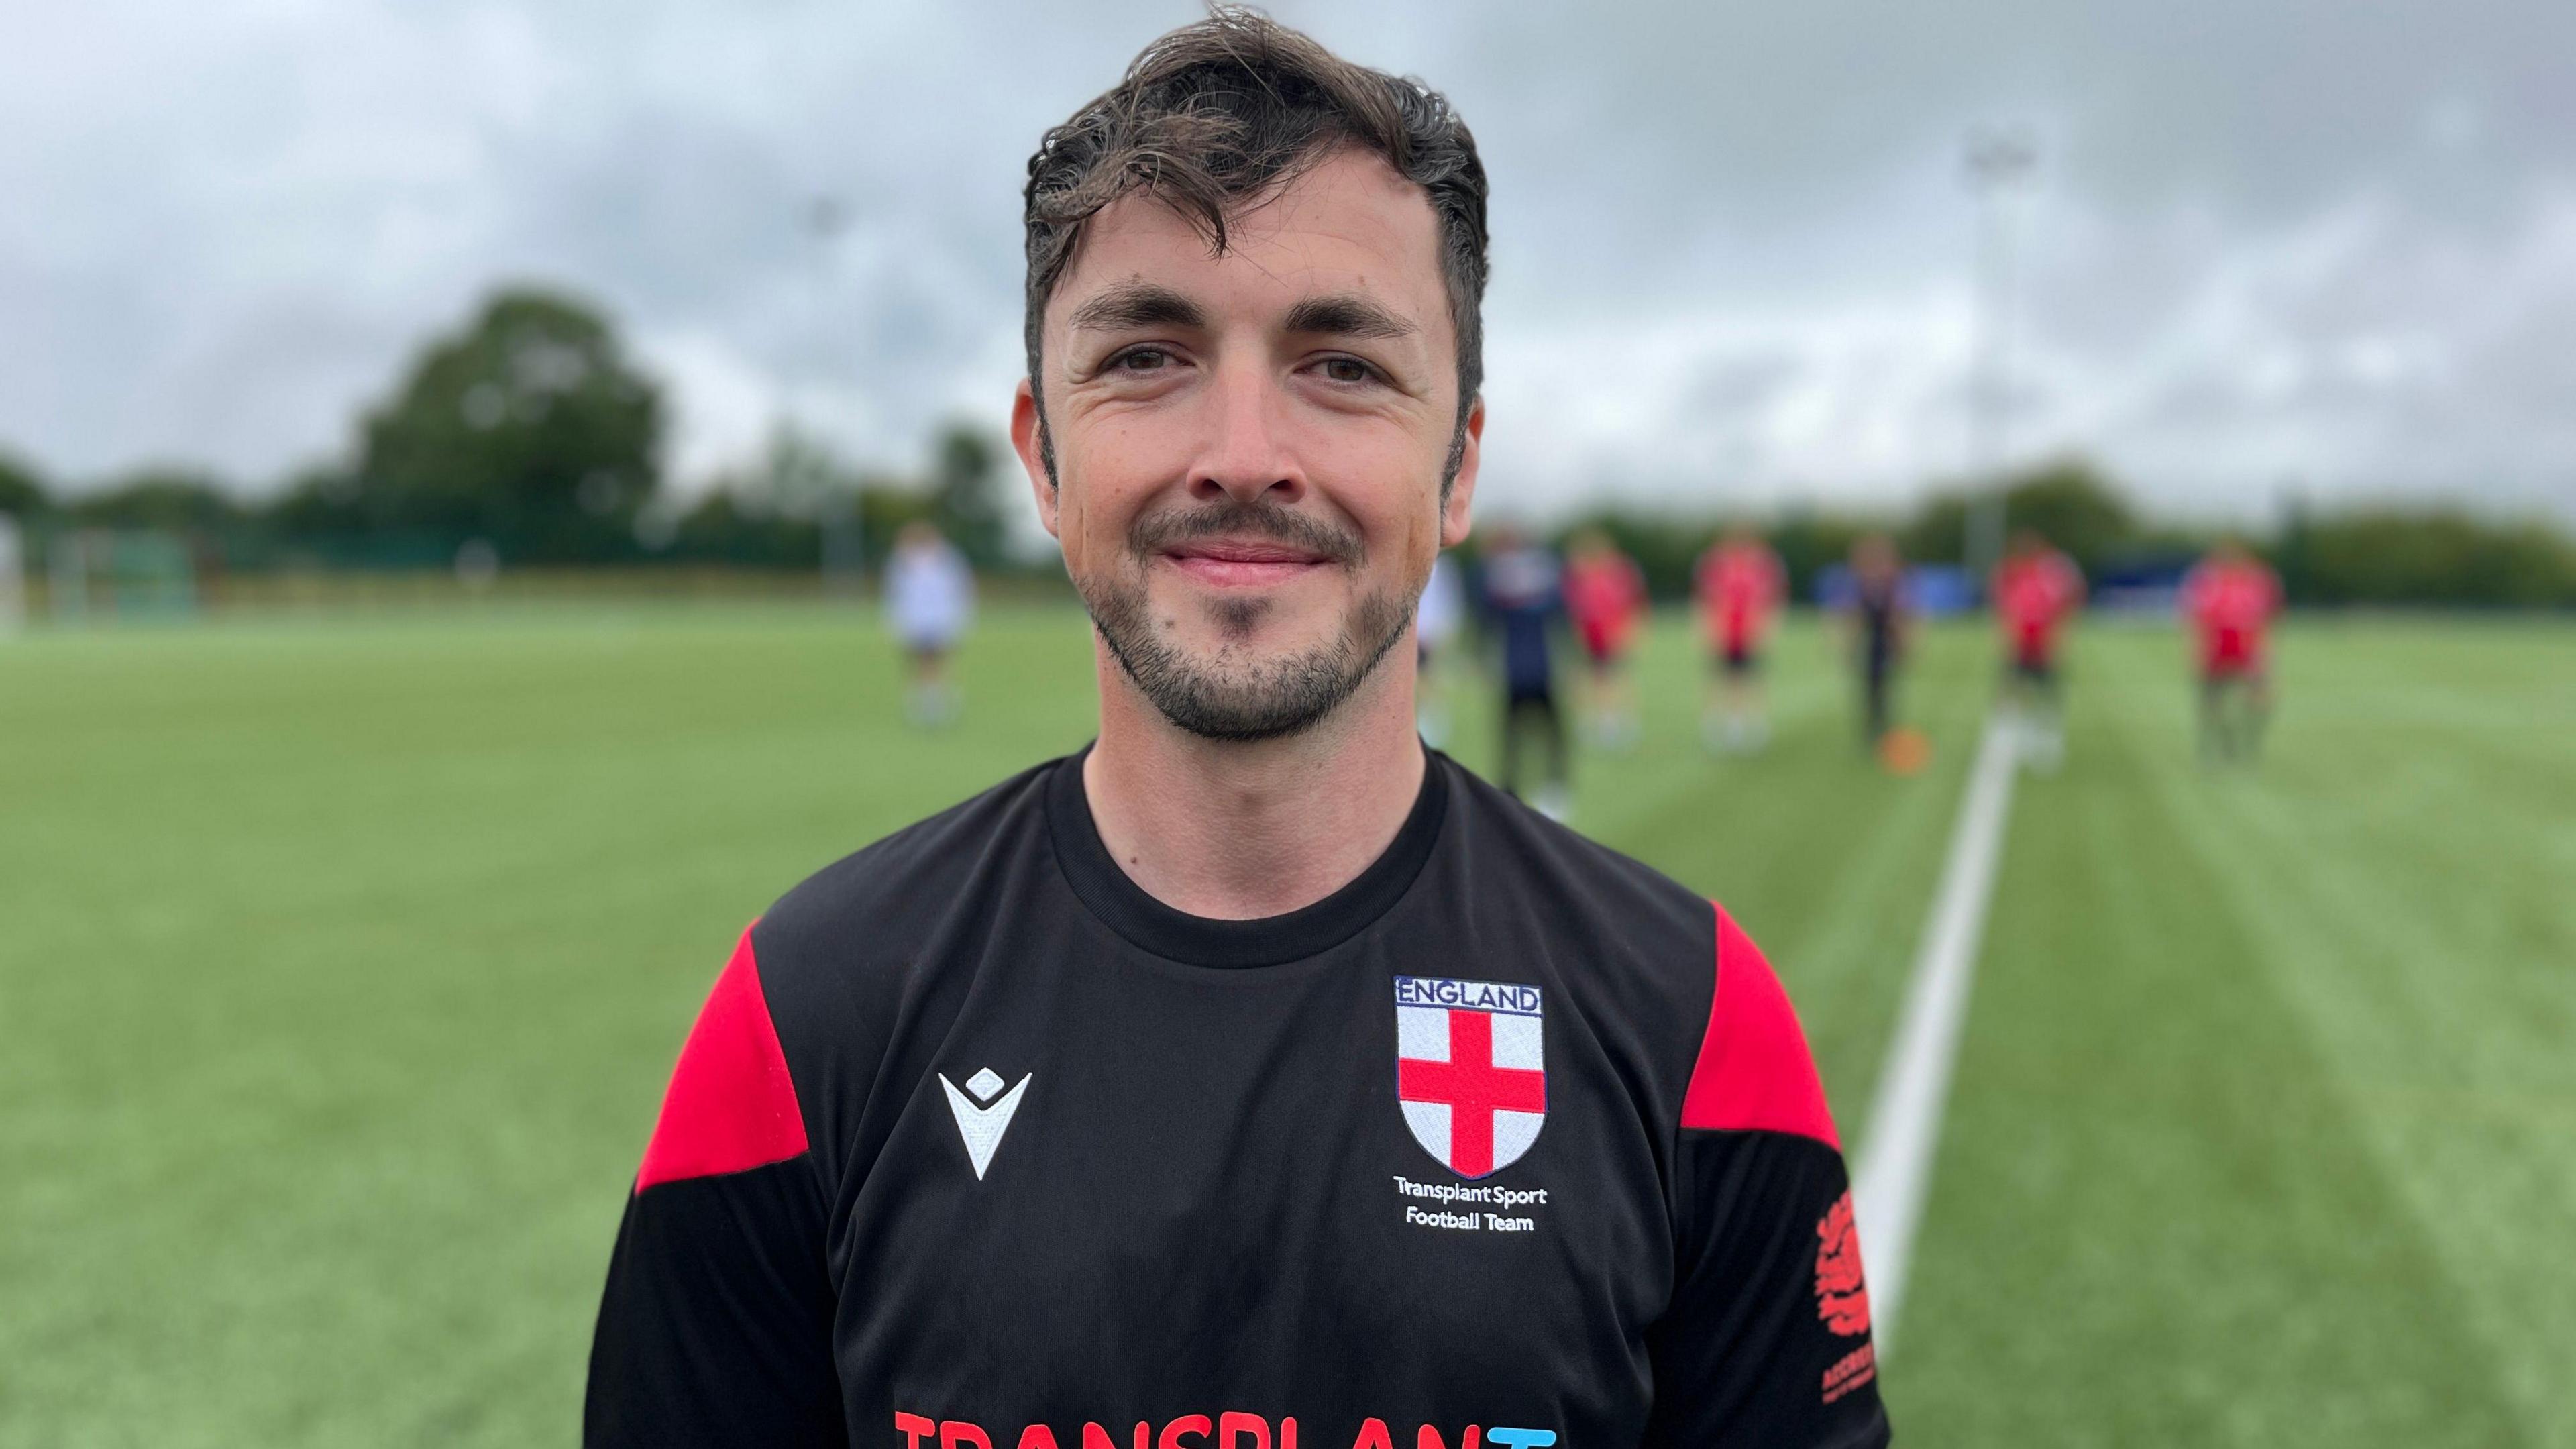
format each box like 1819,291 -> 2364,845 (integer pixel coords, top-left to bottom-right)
1879,726 -> 1933,775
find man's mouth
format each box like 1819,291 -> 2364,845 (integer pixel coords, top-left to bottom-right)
1160,537 -> 1334,588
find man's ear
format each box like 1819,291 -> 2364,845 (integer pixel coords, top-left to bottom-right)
1010,378 -> 1061,540
1439,396 -> 1484,549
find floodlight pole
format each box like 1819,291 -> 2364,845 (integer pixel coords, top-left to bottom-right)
804,195 -> 867,596
1964,131 -> 2035,588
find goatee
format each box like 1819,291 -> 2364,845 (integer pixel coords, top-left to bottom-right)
1077,500 -> 1419,742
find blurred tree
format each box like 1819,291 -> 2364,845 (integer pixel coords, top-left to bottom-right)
1545,508 -> 1708,602
2296,510 -> 2576,608
927,421 -> 1010,566
669,435 -> 828,570
667,490 -> 823,568
354,287 -> 662,563
46,468 -> 244,599
1769,509 -> 1876,604
661,429 -> 945,571
66,468 -> 244,531
263,464 -> 365,536
254,463 -> 473,568
1533,506 -> 1880,606
1899,493 -> 1971,567
1492,460 -> 2575,611
0,450 -> 48,518
860,488 -> 936,564
1998,459 -> 2140,574
1904,456 -> 2139,578
755,426 -> 857,522
2275,489 -> 2314,603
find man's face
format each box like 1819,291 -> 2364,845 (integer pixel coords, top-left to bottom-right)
1014,148 -> 1481,741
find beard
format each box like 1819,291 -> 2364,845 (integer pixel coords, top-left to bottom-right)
1077,498 -> 1420,743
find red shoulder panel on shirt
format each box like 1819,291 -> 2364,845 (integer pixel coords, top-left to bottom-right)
635,926 -> 810,1191
1680,903 -> 1840,1149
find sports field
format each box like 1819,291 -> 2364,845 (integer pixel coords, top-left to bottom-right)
3,603 -> 2571,1446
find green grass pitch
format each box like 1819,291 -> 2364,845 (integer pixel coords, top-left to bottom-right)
1,603 -> 2569,1446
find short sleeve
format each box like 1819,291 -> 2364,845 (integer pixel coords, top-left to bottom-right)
585,928 -> 844,1448
1646,906 -> 1890,1448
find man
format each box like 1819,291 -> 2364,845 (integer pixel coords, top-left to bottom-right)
1474,521 -> 1573,820
1694,524 -> 1785,754
1842,533 -> 1909,755
2180,537 -> 2282,763
586,15 -> 1888,1449
1562,529 -> 1648,750
1989,528 -> 2083,770
883,519 -> 976,725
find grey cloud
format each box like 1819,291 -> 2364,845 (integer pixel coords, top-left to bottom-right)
1,0 -> 2571,523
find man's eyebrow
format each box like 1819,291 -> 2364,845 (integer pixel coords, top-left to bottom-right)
1283,293 -> 1417,341
1067,282 -> 1207,334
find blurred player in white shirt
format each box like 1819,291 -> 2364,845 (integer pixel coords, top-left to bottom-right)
1413,551 -> 1465,747
0,513 -> 24,634
884,521 -> 975,726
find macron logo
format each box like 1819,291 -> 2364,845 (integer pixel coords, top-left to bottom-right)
938,1067 -> 1031,1180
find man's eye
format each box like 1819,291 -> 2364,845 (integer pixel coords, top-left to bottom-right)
1112,347 -> 1171,372
1320,356 -> 1375,384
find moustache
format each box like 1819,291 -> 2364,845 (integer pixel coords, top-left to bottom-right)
1128,500 -> 1363,569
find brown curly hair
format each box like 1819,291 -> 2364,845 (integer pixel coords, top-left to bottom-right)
1021,7 -> 1489,486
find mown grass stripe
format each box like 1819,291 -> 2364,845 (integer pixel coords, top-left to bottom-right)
1851,712 -> 2021,1352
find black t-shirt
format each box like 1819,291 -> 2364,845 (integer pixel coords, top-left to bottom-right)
587,749 -> 1889,1449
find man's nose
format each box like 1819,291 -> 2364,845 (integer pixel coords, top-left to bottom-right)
1186,358 -> 1306,508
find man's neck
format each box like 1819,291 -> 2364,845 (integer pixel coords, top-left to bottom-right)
1082,641 -> 1426,922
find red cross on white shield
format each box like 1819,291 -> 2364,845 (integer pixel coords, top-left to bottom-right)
1395,990 -> 1546,1179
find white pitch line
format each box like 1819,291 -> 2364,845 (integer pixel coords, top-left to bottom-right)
1850,712 -> 2021,1356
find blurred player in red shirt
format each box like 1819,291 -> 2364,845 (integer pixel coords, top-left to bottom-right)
1564,529 -> 1648,750
1990,529 -> 2084,769
1695,525 -> 1786,753
2180,537 -> 2284,763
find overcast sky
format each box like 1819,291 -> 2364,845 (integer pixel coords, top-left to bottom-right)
6,0 -> 2573,526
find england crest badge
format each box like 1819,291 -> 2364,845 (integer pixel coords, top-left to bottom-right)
1394,975 -> 1546,1178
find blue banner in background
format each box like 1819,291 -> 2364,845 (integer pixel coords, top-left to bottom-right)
1813,564 -> 1980,616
